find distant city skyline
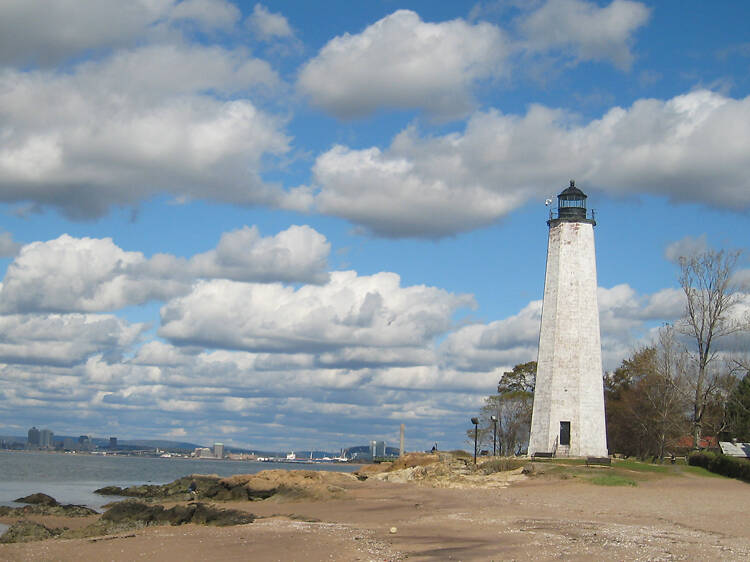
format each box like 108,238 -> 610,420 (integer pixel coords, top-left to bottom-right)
0,1 -> 749,452
3,426 -> 399,458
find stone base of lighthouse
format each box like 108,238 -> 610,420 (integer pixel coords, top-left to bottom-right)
528,219 -> 608,458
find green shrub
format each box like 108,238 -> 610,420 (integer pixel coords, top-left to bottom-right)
688,451 -> 750,482
687,451 -> 715,469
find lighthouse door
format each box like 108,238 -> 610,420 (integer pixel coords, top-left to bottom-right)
559,421 -> 571,446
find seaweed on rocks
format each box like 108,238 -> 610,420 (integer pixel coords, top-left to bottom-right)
101,500 -> 255,527
93,470 -> 356,505
94,475 -> 246,501
0,494 -> 98,517
13,493 -> 59,506
0,521 -> 64,543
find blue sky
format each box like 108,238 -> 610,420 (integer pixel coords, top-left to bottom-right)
0,0 -> 749,453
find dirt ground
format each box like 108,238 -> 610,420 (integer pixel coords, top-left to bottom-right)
2,463 -> 750,561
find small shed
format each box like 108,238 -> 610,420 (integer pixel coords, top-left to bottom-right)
719,441 -> 750,459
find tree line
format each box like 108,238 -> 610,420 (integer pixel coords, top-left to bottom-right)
469,248 -> 750,460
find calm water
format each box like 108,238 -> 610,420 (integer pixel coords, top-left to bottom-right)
0,450 -> 356,511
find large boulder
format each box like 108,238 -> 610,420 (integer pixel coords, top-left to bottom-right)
93,486 -> 123,496
13,493 -> 59,506
185,503 -> 255,526
0,521 -> 63,543
222,470 -> 356,502
1,494 -> 97,517
94,470 -> 357,504
101,501 -> 254,527
95,475 -> 244,501
101,501 -> 166,525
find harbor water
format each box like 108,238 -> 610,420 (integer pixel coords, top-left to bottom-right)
0,450 -> 357,511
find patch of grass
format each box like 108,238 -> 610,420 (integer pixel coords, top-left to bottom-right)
524,462 -> 579,480
612,458 -> 732,479
680,464 -> 725,478
611,459 -> 670,473
589,474 -> 638,487
527,456 -> 730,483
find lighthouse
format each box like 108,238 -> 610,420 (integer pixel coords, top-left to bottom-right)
528,181 -> 608,458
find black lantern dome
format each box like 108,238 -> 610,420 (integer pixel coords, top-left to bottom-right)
549,179 -> 595,225
558,180 -> 586,220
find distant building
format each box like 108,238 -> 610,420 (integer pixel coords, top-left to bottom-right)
109,437 -> 118,449
676,435 -> 718,451
63,438 -> 75,450
40,429 -> 54,449
195,447 -> 213,458
78,435 -> 92,451
345,444 -> 399,460
370,440 -> 386,458
214,443 -> 224,459
27,427 -> 40,448
720,441 -> 750,458
228,453 -> 256,461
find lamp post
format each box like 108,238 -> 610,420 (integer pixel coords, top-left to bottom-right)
490,415 -> 498,456
471,417 -> 479,465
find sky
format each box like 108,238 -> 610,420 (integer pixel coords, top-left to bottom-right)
0,0 -> 749,453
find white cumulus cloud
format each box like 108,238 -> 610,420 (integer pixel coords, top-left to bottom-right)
0,313 -> 145,367
169,0 -> 240,30
0,235 -> 176,313
0,0 -> 242,66
247,3 -> 294,41
519,0 -> 650,70
159,271 -> 475,352
298,10 -> 509,119
313,90 -> 750,237
0,42 -> 289,219
440,301 -> 543,373
0,225 -> 330,313
188,225 -> 329,284
664,235 -> 709,263
0,231 -> 20,257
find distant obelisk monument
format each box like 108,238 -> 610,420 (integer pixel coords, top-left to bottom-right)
528,181 -> 608,458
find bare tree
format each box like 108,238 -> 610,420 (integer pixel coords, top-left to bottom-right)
468,362 -> 536,455
678,249 -> 748,448
604,328 -> 688,461
648,325 -> 689,460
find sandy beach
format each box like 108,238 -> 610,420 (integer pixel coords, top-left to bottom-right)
2,459 -> 749,561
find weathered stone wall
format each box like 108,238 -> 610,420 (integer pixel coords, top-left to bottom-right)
529,220 -> 608,457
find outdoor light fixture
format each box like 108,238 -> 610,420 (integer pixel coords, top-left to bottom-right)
490,415 -> 498,456
471,417 -> 479,465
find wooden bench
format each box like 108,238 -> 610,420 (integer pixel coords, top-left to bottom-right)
585,456 -> 611,467
531,452 -> 554,460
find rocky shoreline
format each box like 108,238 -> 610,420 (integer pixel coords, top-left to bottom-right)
0,454 -> 541,545
3,454 -> 750,560
0,467 -> 360,544
0,495 -> 256,544
0,493 -> 98,518
92,469 -> 354,503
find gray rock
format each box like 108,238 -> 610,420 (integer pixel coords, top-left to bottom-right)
0,520 -> 63,543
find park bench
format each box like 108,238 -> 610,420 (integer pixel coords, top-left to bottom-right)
531,452 -> 554,460
585,456 -> 611,467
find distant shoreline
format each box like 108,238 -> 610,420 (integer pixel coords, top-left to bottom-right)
0,449 -> 361,467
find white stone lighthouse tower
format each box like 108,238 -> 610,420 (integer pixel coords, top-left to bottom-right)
528,181 -> 608,458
